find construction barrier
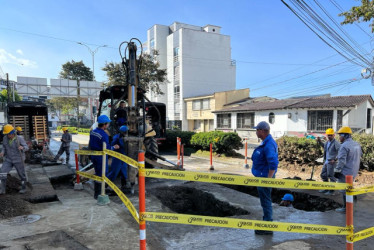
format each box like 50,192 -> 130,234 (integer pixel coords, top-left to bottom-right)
74,148 -> 374,250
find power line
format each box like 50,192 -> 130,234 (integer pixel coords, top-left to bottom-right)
0,26 -> 117,50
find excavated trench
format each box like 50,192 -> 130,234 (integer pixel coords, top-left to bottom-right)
152,186 -> 249,217
222,184 -> 342,212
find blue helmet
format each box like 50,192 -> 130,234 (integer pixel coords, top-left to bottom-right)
97,115 -> 111,124
282,193 -> 294,202
119,125 -> 128,133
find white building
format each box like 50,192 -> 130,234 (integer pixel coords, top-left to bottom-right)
146,22 -> 236,130
213,95 -> 374,139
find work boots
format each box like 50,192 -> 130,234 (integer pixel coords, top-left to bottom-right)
19,181 -> 26,194
94,181 -> 101,199
0,179 -> 6,195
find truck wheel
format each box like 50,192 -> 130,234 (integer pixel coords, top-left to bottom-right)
144,137 -> 158,168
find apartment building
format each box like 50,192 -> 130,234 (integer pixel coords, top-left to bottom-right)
184,88 -> 249,132
146,22 -> 236,130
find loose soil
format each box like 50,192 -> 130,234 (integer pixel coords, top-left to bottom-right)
0,195 -> 32,219
151,185 -> 249,217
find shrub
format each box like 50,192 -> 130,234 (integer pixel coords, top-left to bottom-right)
191,131 -> 243,154
352,133 -> 374,171
277,136 -> 322,165
164,130 -> 196,148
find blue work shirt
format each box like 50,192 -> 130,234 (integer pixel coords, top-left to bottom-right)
89,128 -> 110,151
111,133 -> 126,154
251,134 -> 279,178
89,128 -> 110,177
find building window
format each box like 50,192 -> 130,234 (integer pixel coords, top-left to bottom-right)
150,39 -> 154,49
174,103 -> 180,115
192,99 -> 210,110
308,110 -> 333,131
174,85 -> 180,99
173,47 -> 179,63
269,112 -> 275,124
337,110 -> 343,129
367,108 -> 372,128
192,100 -> 201,110
202,99 -> 210,110
174,66 -> 180,81
217,114 -> 231,128
237,113 -> 255,129
194,120 -> 201,130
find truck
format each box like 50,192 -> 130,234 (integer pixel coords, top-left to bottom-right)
7,101 -> 53,164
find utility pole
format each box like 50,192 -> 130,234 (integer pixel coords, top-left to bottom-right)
6,73 -> 10,103
77,78 -> 80,129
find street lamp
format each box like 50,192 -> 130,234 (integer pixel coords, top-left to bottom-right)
77,42 -> 107,80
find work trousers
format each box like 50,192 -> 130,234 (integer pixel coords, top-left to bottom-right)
320,162 -> 337,182
257,186 -> 273,221
55,146 -> 70,163
1,160 -> 27,182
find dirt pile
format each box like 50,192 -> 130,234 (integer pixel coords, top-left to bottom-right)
0,195 -> 32,219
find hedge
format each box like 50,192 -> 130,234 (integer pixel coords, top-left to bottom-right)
277,136 -> 322,165
164,130 -> 195,148
277,134 -> 374,170
352,133 -> 374,171
56,126 -> 90,134
191,131 -> 243,154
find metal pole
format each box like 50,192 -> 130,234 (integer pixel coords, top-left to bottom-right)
92,53 -> 95,80
101,142 -> 107,196
138,150 -> 146,250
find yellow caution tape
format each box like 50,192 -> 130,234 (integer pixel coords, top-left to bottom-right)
104,177 -> 139,224
347,185 -> 374,196
347,227 -> 374,242
144,169 -> 348,190
141,212 -> 350,235
75,150 -> 104,156
104,149 -> 140,168
76,171 -> 103,182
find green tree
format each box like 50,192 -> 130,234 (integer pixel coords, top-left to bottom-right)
339,0 -> 374,32
59,60 -> 94,81
102,50 -> 167,95
47,97 -> 83,115
0,89 -> 22,102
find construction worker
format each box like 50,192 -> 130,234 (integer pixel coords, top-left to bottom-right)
251,121 -> 278,235
89,115 -> 111,199
334,126 -> 362,213
115,101 -> 127,127
0,124 -> 29,194
280,193 -> 294,207
54,127 -> 72,165
107,125 -> 128,190
15,126 -> 23,137
317,128 -> 340,195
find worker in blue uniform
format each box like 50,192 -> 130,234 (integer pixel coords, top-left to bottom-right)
89,114 -> 111,199
107,125 -> 128,190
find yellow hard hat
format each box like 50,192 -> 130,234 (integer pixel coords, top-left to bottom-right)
16,126 -> 22,132
325,128 -> 334,135
337,126 -> 352,134
3,124 -> 15,135
62,127 -> 68,132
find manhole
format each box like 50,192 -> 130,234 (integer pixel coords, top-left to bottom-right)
3,214 -> 41,226
152,186 -> 249,217
222,184 -> 341,212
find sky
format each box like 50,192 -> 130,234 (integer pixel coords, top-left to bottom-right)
1,0 -> 373,99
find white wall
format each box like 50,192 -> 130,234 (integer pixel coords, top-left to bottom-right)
287,109 -> 308,132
